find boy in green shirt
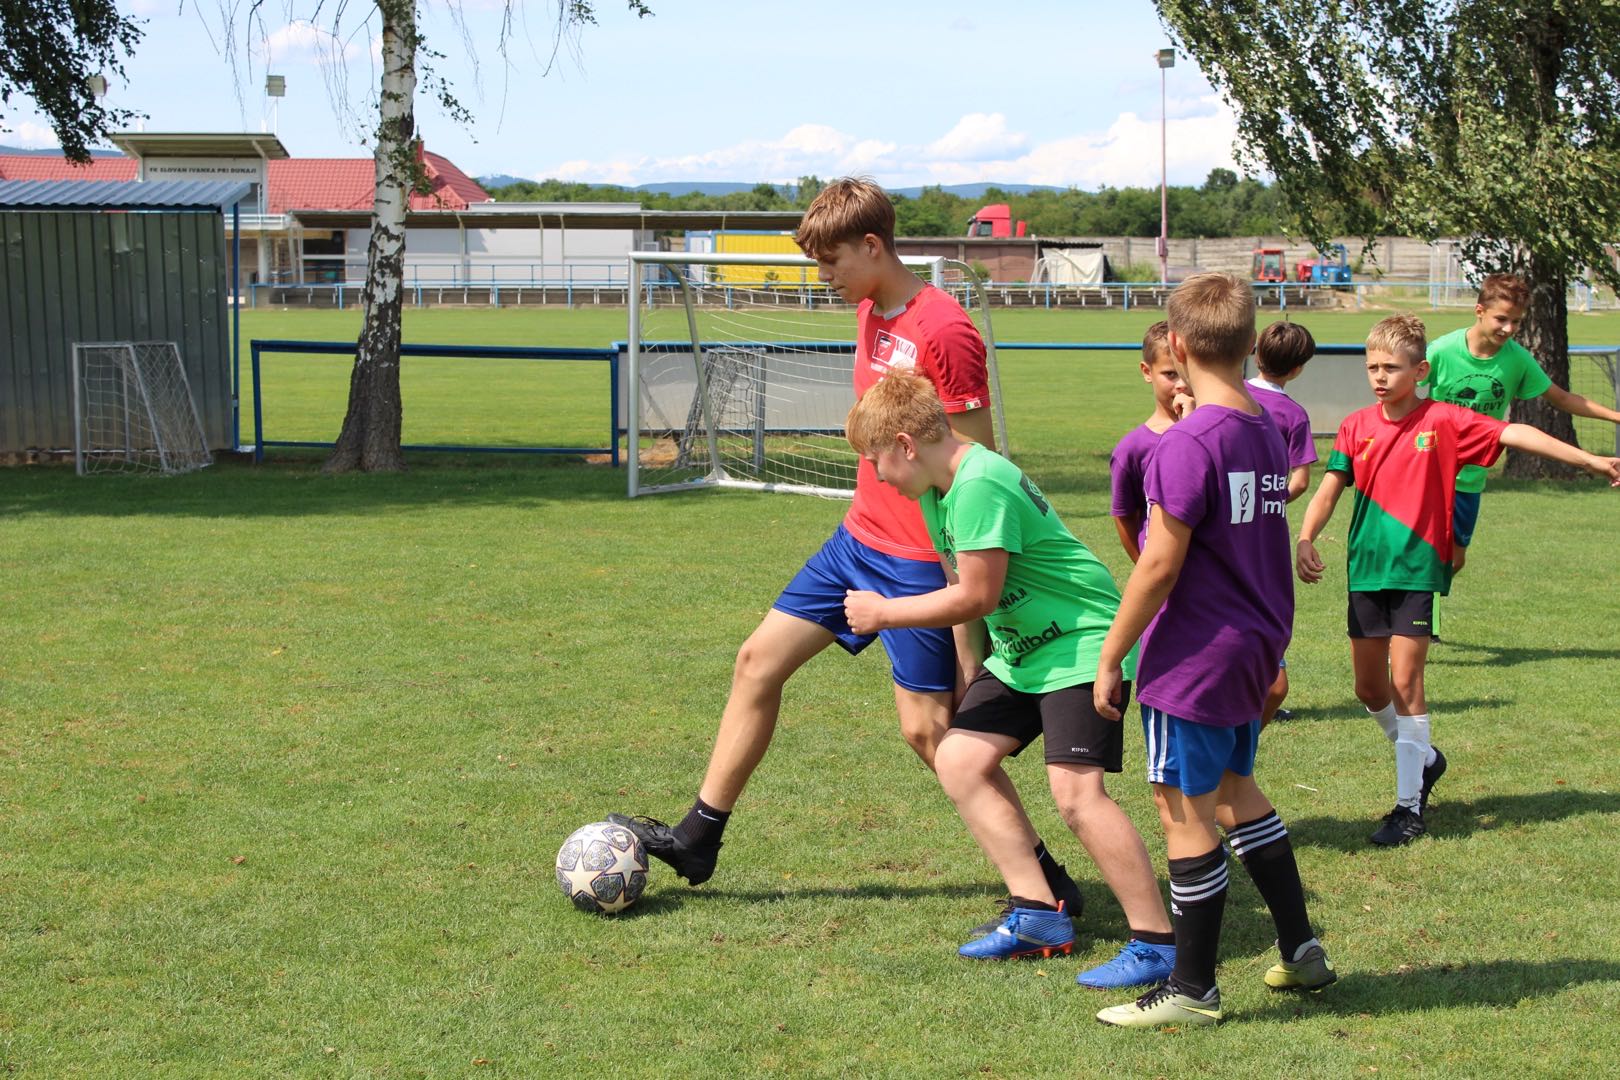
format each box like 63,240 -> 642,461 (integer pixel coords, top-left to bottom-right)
1426,273 -> 1620,575
842,370 -> 1177,989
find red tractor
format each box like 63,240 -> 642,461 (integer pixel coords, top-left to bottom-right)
1251,247 -> 1286,283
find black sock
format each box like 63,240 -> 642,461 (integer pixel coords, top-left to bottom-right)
1167,846 -> 1228,998
1010,895 -> 1060,912
673,797 -> 730,849
1226,811 -> 1313,959
1034,840 -> 1061,874
1130,928 -> 1175,946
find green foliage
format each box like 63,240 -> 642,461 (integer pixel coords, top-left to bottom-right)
0,0 -> 143,161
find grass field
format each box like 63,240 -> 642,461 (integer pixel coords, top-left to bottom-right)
3,303 -> 1620,1076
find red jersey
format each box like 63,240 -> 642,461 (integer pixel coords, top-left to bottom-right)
1325,399 -> 1506,592
846,285 -> 989,560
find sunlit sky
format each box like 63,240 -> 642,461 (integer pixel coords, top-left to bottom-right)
4,0 -> 1245,189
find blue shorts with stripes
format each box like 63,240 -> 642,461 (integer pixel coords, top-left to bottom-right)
1141,706 -> 1261,797
773,525 -> 955,694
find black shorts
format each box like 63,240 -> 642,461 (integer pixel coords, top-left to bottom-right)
1348,589 -> 1435,638
951,668 -> 1128,770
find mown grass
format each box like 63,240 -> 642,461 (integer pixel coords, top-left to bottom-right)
2,303 -> 1618,1077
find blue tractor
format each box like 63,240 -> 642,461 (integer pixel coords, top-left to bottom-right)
1295,243 -> 1352,286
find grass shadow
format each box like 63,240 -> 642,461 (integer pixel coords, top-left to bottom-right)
625,880 -> 996,917
1250,958 -> 1620,1020
1268,696 -> 1511,725
1428,641 -> 1620,668
1287,789 -> 1620,853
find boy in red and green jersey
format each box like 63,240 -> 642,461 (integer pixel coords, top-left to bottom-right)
1298,315 -> 1620,848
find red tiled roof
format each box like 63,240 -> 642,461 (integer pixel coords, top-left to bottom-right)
0,155 -> 138,182
1,148 -> 490,214
269,151 -> 491,214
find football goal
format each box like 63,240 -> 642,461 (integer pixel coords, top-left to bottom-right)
72,341 -> 212,476
624,252 -> 1006,498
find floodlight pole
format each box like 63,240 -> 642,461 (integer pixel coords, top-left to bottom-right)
1157,47 -> 1175,286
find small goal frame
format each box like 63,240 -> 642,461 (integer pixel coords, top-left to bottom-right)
625,251 -> 1007,498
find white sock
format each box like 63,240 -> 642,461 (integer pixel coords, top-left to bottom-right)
1367,702 -> 1398,742
1394,713 -> 1431,809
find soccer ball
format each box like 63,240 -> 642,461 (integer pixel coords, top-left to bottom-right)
555,820 -> 648,915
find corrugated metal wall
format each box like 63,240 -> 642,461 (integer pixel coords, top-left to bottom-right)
0,210 -> 231,453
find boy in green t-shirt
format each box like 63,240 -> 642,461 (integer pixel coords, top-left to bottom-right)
1426,273 -> 1620,575
1298,315 -> 1619,847
842,370 -> 1178,990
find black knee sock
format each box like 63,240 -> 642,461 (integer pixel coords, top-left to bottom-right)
1226,811 -> 1313,959
1167,846 -> 1228,998
674,797 -> 730,848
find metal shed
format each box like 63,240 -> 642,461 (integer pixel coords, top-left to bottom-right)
0,179 -> 249,455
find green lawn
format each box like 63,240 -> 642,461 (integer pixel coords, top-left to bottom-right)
2,304 -> 1619,1076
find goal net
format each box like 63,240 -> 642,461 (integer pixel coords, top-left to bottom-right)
72,342 -> 213,476
625,253 -> 1006,498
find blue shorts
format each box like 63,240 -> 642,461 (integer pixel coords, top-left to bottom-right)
1453,490 -> 1483,548
774,525 -> 955,693
1142,706 -> 1261,797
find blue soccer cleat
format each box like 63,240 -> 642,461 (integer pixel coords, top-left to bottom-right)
958,903 -> 1074,960
1076,939 -> 1177,989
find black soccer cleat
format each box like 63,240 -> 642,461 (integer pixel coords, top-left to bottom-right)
606,813 -> 722,886
1369,804 -> 1426,847
1420,747 -> 1447,816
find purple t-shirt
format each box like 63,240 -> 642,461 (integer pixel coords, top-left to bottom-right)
1138,405 -> 1294,726
1109,423 -> 1164,550
1247,381 -> 1318,470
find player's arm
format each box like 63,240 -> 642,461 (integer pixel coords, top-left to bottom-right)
1539,383 -> 1620,426
1094,506 -> 1192,720
843,548 -> 1009,634
1296,470 -> 1349,583
1112,514 -> 1144,563
941,557 -> 989,705
946,406 -> 996,452
1499,423 -> 1620,484
1286,463 -> 1312,502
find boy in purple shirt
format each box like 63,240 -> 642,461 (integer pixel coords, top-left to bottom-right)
1246,320 -> 1319,725
1093,273 -> 1334,1029
1109,322 -> 1190,563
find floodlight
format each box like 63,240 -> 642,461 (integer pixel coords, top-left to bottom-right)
266,75 -> 286,98
1157,48 -> 1176,69
87,75 -> 108,99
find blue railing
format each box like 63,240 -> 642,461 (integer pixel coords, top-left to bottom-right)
249,339 -> 620,464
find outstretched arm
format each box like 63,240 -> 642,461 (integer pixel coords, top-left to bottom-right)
1541,383 -> 1620,426
1500,423 -> 1620,485
1296,470 -> 1349,583
1094,506 -> 1193,720
844,548 -> 1009,634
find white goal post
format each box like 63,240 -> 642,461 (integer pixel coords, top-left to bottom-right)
71,341 -> 213,477
624,251 -> 1007,498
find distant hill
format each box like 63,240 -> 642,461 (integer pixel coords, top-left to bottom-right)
476,176 -> 1069,200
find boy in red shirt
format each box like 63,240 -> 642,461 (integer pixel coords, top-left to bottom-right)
613,179 -> 1085,910
1297,315 -> 1619,845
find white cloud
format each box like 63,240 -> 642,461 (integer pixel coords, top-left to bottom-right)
263,20 -> 361,67
924,113 -> 1027,162
533,98 -> 1241,190
5,120 -> 61,149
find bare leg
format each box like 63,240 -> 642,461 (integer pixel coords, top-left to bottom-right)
1351,636 -> 1393,712
1261,665 -> 1289,728
1387,634 -> 1430,716
893,683 -> 956,770
696,609 -> 835,811
935,730 -> 1053,904
1048,764 -> 1170,933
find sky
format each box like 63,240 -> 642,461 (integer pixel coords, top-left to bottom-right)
3,0 -> 1245,190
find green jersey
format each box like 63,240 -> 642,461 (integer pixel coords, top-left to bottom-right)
1424,327 -> 1550,493
920,444 -> 1132,693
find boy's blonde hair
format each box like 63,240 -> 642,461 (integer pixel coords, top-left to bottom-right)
1142,320 -> 1170,362
1366,314 -> 1427,364
1256,321 -> 1316,378
1166,272 -> 1256,366
795,177 -> 896,260
845,370 -> 950,455
1477,273 -> 1530,311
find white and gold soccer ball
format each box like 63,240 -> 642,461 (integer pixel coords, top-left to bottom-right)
555,820 -> 649,914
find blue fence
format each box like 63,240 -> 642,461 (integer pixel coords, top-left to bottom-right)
249,339 -> 620,464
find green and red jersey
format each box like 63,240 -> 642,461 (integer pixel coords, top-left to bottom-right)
1325,399 -> 1507,594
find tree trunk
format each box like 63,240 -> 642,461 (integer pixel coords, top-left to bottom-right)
323,0 -> 416,474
